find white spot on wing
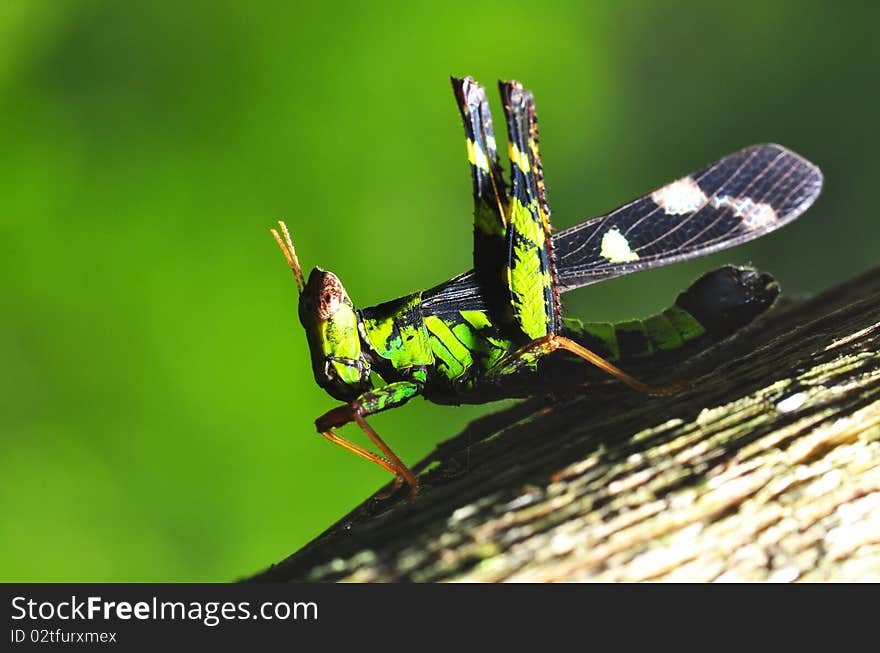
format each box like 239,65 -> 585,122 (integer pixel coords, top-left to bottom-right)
600,227 -> 640,263
651,176 -> 708,215
711,194 -> 779,230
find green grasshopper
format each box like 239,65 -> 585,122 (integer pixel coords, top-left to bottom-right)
271,76 -> 822,497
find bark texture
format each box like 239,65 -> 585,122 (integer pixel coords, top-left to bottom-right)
248,266 -> 880,582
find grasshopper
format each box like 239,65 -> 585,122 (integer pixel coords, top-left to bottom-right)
271,76 -> 822,497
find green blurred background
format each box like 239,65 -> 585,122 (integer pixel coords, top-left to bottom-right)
1,1 -> 877,581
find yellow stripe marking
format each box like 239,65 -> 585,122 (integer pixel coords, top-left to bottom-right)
508,143 -> 531,173
466,139 -> 490,171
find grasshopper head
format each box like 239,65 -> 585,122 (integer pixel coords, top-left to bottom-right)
272,222 -> 370,402
299,267 -> 370,401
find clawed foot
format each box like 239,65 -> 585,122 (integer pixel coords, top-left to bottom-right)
316,402 -> 420,499
376,475 -> 406,500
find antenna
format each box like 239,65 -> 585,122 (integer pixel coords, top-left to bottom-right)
270,220 -> 305,293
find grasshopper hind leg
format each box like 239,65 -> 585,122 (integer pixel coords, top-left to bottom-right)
552,266 -> 782,392
487,334 -> 686,396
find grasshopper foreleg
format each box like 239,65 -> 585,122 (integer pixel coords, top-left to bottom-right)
315,380 -> 423,498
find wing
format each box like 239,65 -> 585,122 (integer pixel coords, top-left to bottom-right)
422,143 -> 822,314
553,143 -> 823,291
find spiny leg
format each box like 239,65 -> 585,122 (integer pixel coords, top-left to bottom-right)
488,334 -> 685,396
319,428 -> 402,478
323,425 -> 406,499
321,431 -> 406,500
353,412 -> 415,496
315,381 -> 423,497
317,407 -> 418,498
551,336 -> 686,396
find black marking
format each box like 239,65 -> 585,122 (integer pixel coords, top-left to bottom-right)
421,271 -> 487,318
615,321 -> 653,359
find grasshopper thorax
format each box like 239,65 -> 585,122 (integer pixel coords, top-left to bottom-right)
299,267 -> 371,401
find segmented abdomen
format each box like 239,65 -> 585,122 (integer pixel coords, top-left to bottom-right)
561,265 -> 779,363
562,306 -> 707,363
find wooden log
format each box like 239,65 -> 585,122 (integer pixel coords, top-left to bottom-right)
247,266 -> 880,582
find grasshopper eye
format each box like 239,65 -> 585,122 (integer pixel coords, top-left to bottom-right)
316,273 -> 344,320
320,291 -> 340,318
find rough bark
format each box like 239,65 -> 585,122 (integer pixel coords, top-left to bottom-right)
248,266 -> 880,582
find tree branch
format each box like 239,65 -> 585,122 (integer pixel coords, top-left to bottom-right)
247,266 -> 880,582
